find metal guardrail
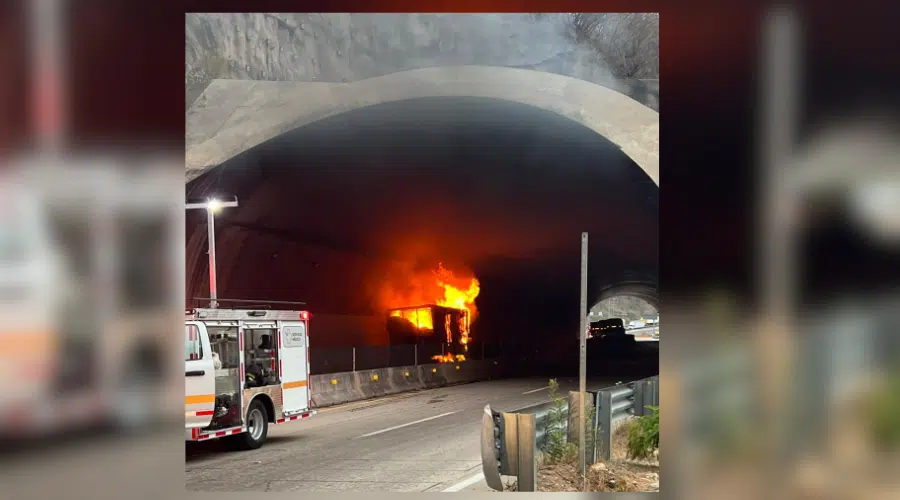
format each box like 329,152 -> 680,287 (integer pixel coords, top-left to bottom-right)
481,375 -> 659,491
507,400 -> 558,451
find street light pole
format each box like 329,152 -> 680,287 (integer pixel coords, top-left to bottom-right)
30,0 -> 67,154
187,197 -> 238,309
205,206 -> 219,308
578,232 -> 589,488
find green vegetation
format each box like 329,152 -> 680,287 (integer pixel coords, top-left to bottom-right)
869,367 -> 900,451
543,379 -> 596,465
626,405 -> 659,460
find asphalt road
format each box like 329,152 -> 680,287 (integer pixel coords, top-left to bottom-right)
627,325 -> 659,334
626,326 -> 659,341
186,376 -> 624,492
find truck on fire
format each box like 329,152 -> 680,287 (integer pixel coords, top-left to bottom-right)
386,304 -> 470,363
185,307 -> 315,449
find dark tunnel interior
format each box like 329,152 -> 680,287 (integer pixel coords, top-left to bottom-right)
186,96 -> 658,374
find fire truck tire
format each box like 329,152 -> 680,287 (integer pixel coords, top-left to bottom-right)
232,400 -> 268,450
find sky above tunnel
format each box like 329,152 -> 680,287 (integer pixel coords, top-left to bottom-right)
186,96 -> 657,332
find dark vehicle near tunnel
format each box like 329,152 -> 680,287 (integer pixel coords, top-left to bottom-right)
589,318 -> 626,338
588,319 -> 636,354
584,317 -> 657,378
386,305 -> 470,363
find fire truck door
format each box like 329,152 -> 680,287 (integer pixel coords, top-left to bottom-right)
280,322 -> 309,414
185,322 -> 215,428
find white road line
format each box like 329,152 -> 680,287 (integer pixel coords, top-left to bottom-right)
357,411 -> 459,438
522,386 -> 549,395
442,472 -> 485,492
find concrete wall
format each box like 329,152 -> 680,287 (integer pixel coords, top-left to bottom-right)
309,359 -> 506,408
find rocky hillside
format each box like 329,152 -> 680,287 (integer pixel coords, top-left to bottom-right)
591,295 -> 658,321
185,13 -> 658,109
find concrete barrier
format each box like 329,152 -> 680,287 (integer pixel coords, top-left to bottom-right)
309,370 -> 359,407
309,359 -> 505,408
417,363 -> 446,389
442,362 -> 469,385
390,366 -> 420,392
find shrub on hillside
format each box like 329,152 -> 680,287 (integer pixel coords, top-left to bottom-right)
543,379 -> 596,465
627,405 -> 659,460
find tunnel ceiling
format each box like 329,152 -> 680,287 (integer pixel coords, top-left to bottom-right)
186,96 -> 657,316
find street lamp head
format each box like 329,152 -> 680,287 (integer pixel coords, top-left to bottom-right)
207,198 -> 222,213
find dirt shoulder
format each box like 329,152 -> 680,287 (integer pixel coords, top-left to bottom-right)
529,420 -> 660,492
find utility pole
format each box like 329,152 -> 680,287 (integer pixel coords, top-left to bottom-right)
578,232 -> 589,488
186,197 -> 239,308
758,7 -> 800,494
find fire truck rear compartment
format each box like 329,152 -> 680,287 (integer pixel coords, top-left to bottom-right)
205,325 -> 283,430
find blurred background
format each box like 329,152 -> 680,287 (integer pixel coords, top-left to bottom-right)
0,2 -> 898,500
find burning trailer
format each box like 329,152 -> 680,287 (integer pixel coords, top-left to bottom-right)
387,305 -> 470,363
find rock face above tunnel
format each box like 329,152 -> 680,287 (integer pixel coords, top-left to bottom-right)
185,13 -> 659,111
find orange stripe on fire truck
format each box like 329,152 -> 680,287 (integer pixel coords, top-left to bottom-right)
185,394 -> 215,405
282,380 -> 307,390
0,331 -> 56,356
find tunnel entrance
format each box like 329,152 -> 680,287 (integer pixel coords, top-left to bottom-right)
186,96 -> 657,354
590,295 -> 658,328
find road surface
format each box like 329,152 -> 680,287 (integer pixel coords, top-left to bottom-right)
627,325 -> 659,341
186,376 -> 624,492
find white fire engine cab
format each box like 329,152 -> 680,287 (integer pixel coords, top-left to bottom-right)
185,307 -> 315,449
0,161 -> 182,438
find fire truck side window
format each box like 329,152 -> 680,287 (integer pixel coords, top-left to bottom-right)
185,325 -> 202,361
244,328 -> 279,387
206,326 -> 239,369
118,216 -> 167,309
46,207 -> 92,279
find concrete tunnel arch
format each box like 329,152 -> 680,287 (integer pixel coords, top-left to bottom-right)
592,281 -> 660,312
186,65 -> 659,186
186,66 -> 660,321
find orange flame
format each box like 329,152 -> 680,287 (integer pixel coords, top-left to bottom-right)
381,263 -> 480,324
432,353 -> 466,363
380,262 -> 480,363
390,307 -> 434,330
433,263 -> 480,322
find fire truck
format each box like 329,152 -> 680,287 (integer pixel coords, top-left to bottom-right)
185,307 -> 315,449
0,160 -> 183,437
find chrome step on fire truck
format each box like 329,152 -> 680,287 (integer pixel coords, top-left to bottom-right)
185,307 -> 315,449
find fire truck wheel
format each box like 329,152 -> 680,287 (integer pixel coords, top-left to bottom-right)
232,400 -> 268,450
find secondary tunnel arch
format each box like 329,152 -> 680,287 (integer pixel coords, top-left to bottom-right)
186,71 -> 658,347
593,281 -> 659,311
